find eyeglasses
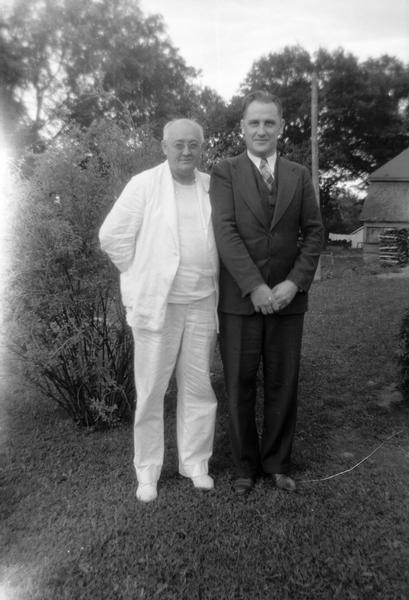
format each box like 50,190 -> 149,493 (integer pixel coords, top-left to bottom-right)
172,141 -> 201,151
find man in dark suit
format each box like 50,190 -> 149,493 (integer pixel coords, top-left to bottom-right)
209,90 -> 323,495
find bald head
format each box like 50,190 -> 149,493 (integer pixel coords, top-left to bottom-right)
161,119 -> 204,184
162,119 -> 204,143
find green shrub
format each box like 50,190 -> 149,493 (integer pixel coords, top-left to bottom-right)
8,119 -> 162,426
398,308 -> 409,401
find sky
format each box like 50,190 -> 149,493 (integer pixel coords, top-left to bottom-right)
140,0 -> 409,101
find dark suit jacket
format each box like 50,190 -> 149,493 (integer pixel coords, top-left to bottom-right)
209,152 -> 324,315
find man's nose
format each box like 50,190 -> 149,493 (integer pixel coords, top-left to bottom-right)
256,124 -> 267,136
181,143 -> 191,154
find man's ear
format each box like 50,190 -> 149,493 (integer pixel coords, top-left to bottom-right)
279,119 -> 285,136
239,119 -> 244,135
161,139 -> 167,155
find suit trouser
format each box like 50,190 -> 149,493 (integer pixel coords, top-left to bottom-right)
219,311 -> 304,478
131,294 -> 217,485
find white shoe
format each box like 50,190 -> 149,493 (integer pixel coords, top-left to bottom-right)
191,474 -> 214,490
136,483 -> 158,503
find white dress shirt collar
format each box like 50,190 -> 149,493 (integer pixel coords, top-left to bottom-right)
247,150 -> 277,172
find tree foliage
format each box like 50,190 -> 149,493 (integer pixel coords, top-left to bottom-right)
316,49 -> 409,175
60,0 -> 200,132
0,19 -> 34,149
1,0 -> 226,149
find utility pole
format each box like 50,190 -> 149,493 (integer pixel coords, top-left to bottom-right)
311,69 -> 321,280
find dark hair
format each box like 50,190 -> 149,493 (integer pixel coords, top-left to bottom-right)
241,90 -> 283,118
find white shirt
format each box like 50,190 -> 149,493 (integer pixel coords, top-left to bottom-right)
168,180 -> 217,303
247,150 -> 277,176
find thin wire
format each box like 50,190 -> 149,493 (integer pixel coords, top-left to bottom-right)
299,430 -> 404,484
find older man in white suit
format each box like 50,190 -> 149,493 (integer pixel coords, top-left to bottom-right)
99,119 -> 219,503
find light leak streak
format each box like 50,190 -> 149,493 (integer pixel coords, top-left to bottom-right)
0,134 -> 15,326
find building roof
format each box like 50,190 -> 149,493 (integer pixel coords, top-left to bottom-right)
360,181 -> 409,222
370,148 -> 409,182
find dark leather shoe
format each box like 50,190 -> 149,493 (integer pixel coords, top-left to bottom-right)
233,477 -> 255,496
273,473 -> 297,492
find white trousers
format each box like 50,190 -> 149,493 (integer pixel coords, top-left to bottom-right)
131,294 -> 217,484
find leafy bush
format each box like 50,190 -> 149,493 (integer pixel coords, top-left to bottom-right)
398,309 -> 409,402
8,119 -> 162,426
12,289 -> 134,427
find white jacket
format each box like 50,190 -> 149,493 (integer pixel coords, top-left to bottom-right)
99,160 -> 219,331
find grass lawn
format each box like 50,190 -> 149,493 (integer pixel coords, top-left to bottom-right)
1,249 -> 409,600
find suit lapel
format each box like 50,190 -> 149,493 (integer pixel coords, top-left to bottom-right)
270,157 -> 297,230
235,153 -> 268,228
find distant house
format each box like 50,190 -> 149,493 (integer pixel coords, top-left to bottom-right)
328,226 -> 364,249
360,148 -> 409,260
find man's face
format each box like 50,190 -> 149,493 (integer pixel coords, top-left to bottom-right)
161,121 -> 203,183
241,101 -> 284,158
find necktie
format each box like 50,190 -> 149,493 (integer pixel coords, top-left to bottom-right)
259,158 -> 274,192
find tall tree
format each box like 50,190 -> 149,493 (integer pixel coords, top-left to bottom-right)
316,48 -> 409,176
61,0 -> 200,132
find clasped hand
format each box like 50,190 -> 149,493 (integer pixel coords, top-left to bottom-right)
250,281 -> 298,315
